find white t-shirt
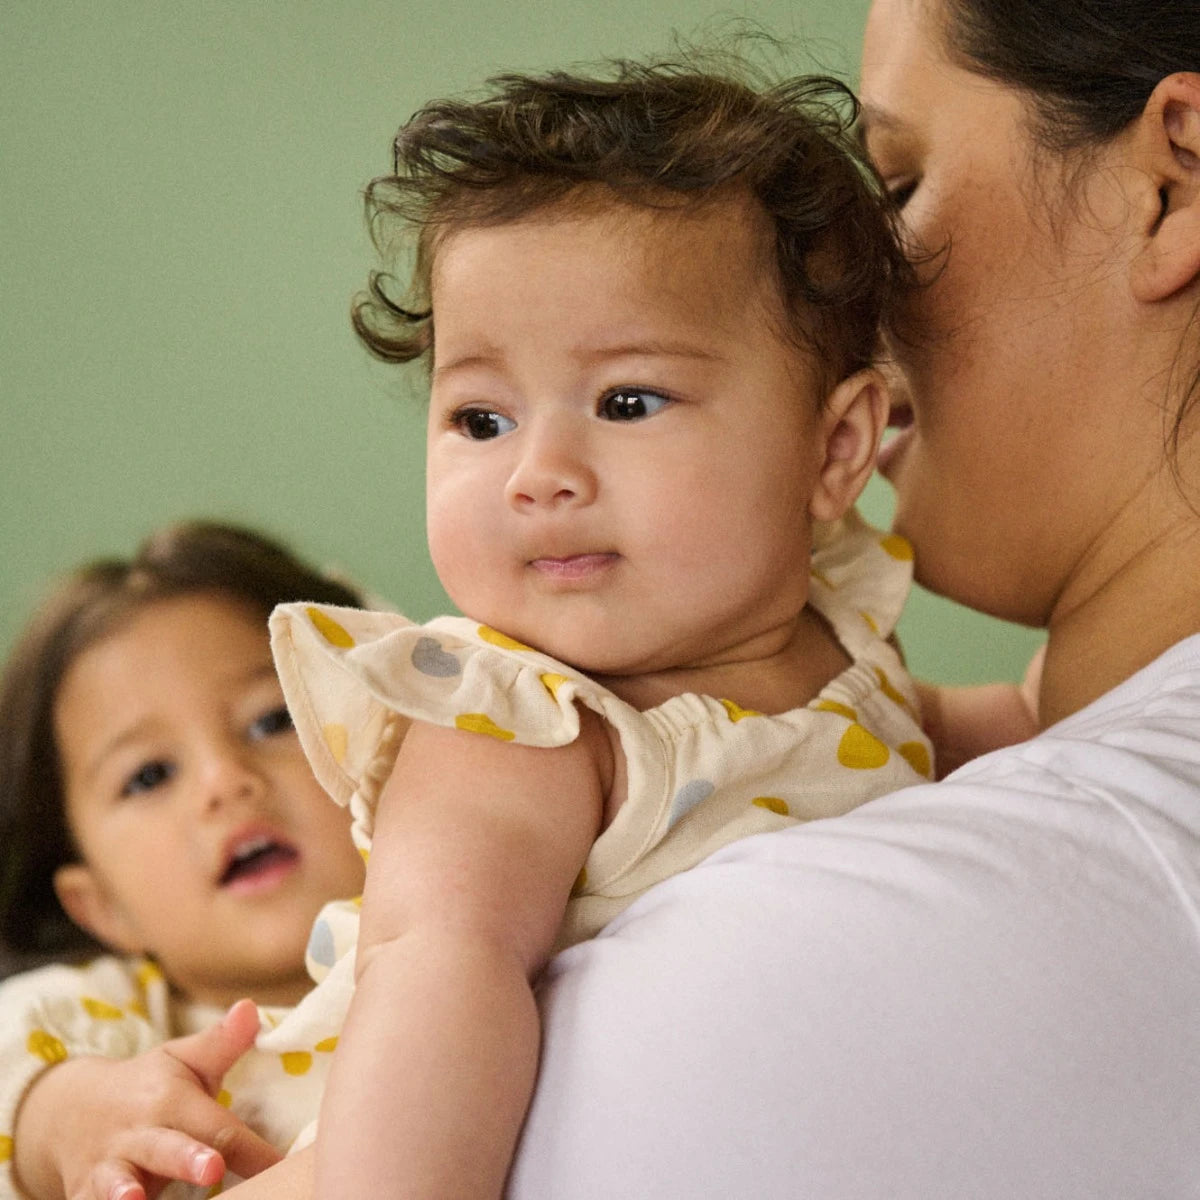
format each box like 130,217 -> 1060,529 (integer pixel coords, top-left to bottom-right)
510,634 -> 1200,1199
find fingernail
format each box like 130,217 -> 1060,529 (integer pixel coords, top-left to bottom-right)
191,1147 -> 220,1180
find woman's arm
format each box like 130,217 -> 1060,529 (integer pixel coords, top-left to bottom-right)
314,711 -> 607,1198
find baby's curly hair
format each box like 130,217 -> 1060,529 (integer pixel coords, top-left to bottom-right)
352,57 -> 913,387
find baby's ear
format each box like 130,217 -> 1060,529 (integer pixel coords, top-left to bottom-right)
53,863 -> 141,955
1130,72 -> 1200,302
808,367 -> 888,522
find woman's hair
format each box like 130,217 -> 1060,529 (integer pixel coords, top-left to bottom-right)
940,0 -> 1197,151
939,0 -> 1200,458
0,520 -> 364,967
352,58 -> 914,388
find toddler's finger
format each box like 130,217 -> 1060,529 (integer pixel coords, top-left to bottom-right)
86,1156 -> 145,1200
207,1112 -> 284,1181
164,998 -> 261,1093
103,1126 -> 225,1192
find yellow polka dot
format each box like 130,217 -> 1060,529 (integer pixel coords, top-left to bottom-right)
0,1134 -> 12,1164
752,796 -> 790,816
135,961 -> 164,989
455,712 -> 516,741
81,997 -> 123,1020
352,894 -> 363,908
874,667 -> 913,713
719,698 -> 762,722
837,723 -> 890,770
206,1183 -> 224,1198
859,610 -> 879,634
540,672 -> 570,699
307,607 -> 355,649
315,1036 -> 339,1053
280,1051 -> 313,1076
899,740 -> 933,778
816,699 -> 858,721
322,723 -> 349,765
216,1089 -> 232,1108
27,1030 -> 67,1065
880,533 -> 914,561
810,567 -> 835,588
571,866 -> 588,896
128,1000 -> 148,1019
358,846 -> 370,864
477,625 -> 533,652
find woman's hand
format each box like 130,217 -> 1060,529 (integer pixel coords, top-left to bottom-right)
13,998 -> 282,1200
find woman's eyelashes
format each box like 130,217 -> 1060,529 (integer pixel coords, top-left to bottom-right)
884,177 -> 918,210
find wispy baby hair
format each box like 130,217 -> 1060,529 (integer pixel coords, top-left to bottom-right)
352,55 -> 913,385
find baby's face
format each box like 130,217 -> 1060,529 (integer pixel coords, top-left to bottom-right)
53,594 -> 366,1007
425,193 -> 828,678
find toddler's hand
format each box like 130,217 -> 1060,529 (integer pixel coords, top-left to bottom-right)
14,998 -> 282,1200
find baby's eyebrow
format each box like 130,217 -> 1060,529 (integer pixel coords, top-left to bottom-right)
578,340 -> 721,365
433,340 -> 722,380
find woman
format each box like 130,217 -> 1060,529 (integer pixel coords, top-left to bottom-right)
229,1 -> 1200,1195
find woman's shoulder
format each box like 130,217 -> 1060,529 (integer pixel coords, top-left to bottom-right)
514,636 -> 1200,1198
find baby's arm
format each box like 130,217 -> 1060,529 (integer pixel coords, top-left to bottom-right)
11,998 -> 280,1200
315,708 -> 609,1199
916,646 -> 1045,777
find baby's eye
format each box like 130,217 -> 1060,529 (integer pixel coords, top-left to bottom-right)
121,760 -> 174,798
599,389 -> 671,422
248,705 -> 294,741
454,409 -> 517,440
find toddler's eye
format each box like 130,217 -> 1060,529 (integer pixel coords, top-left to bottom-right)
249,705 -> 294,741
121,760 -> 174,798
599,389 -> 671,422
455,409 -> 516,440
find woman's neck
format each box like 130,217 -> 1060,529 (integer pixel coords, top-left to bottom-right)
591,603 -> 852,714
1041,483 -> 1200,727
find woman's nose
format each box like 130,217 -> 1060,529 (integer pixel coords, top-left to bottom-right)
504,424 -> 597,510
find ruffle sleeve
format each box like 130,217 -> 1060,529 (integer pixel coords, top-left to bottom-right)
269,607 -> 637,847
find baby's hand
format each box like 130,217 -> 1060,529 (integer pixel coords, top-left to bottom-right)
14,998 -> 282,1200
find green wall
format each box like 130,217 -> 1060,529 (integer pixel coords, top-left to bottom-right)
1,1 -> 1042,684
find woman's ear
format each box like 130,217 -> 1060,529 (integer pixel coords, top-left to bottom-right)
809,367 -> 888,523
53,863 -> 141,954
1131,72 -> 1200,303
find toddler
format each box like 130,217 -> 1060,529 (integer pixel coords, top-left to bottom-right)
0,521 -> 368,1199
265,59 -> 935,1197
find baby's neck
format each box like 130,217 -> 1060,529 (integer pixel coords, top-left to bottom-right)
591,604 -> 851,714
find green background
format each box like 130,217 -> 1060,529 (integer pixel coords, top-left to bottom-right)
1,1 -> 1042,682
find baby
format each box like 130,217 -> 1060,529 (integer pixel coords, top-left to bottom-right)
263,58 -> 935,1197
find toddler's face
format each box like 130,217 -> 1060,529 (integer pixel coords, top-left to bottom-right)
53,593 -> 366,1007
425,193 -> 829,678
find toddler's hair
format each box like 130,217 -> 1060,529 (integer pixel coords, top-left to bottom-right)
0,520 -> 364,967
352,56 -> 913,387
